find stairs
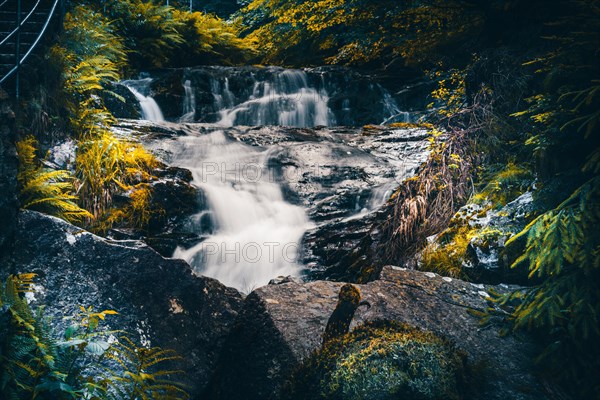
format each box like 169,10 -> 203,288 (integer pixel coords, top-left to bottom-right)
0,0 -> 60,94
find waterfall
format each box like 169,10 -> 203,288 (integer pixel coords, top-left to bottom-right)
380,87 -> 412,125
180,79 -> 196,122
215,69 -> 335,128
169,131 -> 312,292
117,67 -> 413,126
122,78 -> 165,122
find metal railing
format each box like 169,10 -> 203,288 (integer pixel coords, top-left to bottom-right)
0,0 -> 61,98
0,0 -> 42,48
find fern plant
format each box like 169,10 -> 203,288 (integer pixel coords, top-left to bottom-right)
103,336 -> 189,400
1,275 -> 189,399
491,2 -> 600,396
75,133 -> 157,229
0,274 -> 78,399
50,5 -> 160,233
102,0 -> 185,70
16,137 -> 92,223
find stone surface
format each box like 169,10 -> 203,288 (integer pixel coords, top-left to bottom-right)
0,87 -> 18,256
109,67 -> 428,126
142,165 -> 203,256
207,266 -> 547,400
102,82 -> 142,119
112,120 -> 431,278
461,192 -> 538,284
2,210 -> 244,397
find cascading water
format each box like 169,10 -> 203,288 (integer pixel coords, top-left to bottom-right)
215,69 -> 335,127
380,87 -> 412,125
122,78 -> 165,122
175,66 -> 416,126
169,131 -> 312,291
117,66 -> 427,290
180,79 -> 196,122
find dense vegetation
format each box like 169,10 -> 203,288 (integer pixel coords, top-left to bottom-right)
17,0 -> 257,234
232,0 -> 600,397
3,0 -> 599,398
0,274 -> 188,399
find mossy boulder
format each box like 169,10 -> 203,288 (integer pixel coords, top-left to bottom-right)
206,266 -> 546,400
287,320 -> 467,400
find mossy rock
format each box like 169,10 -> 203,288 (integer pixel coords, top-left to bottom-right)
285,320 -> 467,400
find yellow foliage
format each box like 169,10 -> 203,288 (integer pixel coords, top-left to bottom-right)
239,0 -> 484,66
50,6 -> 161,232
75,133 -> 157,229
473,162 -> 532,206
388,122 -> 435,129
419,226 -> 475,278
16,137 -> 92,223
430,69 -> 466,117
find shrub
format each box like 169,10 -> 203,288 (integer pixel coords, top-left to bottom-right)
419,226 -> 475,278
50,5 -> 160,232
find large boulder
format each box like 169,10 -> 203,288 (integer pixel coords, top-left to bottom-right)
99,83 -> 142,119
206,266 -> 548,400
2,210 -> 243,397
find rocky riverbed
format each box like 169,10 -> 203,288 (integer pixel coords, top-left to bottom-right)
1,210 -> 548,399
111,120 -> 431,284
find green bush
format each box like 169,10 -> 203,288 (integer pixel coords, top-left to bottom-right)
96,0 -> 255,70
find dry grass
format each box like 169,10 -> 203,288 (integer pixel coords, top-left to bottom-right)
379,89 -> 498,266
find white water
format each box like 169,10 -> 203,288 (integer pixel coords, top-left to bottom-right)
180,79 -> 196,122
380,87 -> 412,125
170,131 -> 312,292
213,69 -> 336,127
122,78 -> 165,122
120,68 -> 421,290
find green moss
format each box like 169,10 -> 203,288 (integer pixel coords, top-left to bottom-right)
473,162 -> 533,206
387,122 -> 435,129
286,321 -> 467,400
419,226 -> 475,278
338,283 -> 361,305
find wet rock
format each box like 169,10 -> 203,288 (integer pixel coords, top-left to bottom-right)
110,67 -> 430,126
207,266 -> 547,400
2,210 -> 243,397
45,139 -> 77,171
0,88 -> 18,255
112,121 -> 431,275
268,275 -> 303,285
146,166 -> 200,232
102,83 -> 142,119
142,165 -> 210,256
462,192 -> 538,284
150,71 -> 185,120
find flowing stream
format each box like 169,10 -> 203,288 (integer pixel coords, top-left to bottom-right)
122,78 -> 164,122
214,69 -> 335,127
166,131 -> 312,291
120,67 -> 422,291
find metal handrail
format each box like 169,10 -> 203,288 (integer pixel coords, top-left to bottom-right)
0,0 -> 43,47
0,0 -> 60,86
0,0 -> 10,8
